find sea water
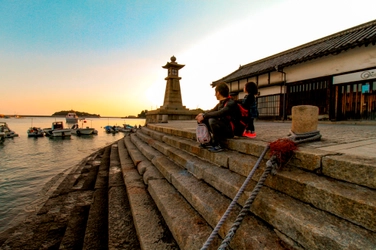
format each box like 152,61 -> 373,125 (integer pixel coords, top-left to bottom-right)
0,117 -> 145,233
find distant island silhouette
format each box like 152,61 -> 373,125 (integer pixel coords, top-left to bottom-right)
1,110 -> 147,119
52,110 -> 100,118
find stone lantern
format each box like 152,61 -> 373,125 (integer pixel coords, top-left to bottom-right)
161,56 -> 186,110
145,56 -> 199,123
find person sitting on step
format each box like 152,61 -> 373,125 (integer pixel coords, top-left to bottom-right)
195,82 -> 241,153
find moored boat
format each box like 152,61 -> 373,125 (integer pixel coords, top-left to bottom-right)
44,121 -> 71,138
104,125 -> 118,134
70,123 -> 96,135
27,127 -> 44,137
0,122 -> 19,138
117,126 -> 131,133
121,124 -> 137,133
66,112 -> 79,123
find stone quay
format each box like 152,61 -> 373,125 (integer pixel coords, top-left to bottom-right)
1,120 -> 376,249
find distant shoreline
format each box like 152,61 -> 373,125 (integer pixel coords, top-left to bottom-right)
1,115 -> 145,119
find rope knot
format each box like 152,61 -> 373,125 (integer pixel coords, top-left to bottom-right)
268,138 -> 297,173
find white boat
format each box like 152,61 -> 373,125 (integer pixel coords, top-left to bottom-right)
0,122 -> 19,138
66,112 -> 79,123
27,127 -> 44,137
70,123 -> 96,135
44,121 -> 71,138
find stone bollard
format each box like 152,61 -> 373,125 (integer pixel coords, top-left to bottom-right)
291,105 -> 318,134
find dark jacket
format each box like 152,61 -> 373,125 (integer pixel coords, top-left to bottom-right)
240,94 -> 255,110
240,94 -> 258,118
204,98 -> 242,135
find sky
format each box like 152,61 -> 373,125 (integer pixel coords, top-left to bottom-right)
1,0 -> 375,117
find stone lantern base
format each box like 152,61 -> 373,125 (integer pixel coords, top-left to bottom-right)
146,108 -> 200,124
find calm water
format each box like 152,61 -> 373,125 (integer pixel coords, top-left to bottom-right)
0,117 -> 145,233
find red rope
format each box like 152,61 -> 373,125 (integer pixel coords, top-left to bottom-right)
268,138 -> 297,167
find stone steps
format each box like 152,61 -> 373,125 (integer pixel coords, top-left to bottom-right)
124,134 -> 285,250
122,135 -> 219,249
118,138 -> 180,249
0,148 -> 105,249
0,144 -> 145,249
1,122 -> 375,249
131,125 -> 376,249
140,126 -> 376,232
147,123 -> 376,190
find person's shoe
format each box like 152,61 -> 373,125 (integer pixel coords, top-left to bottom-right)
199,143 -> 212,149
242,130 -> 251,137
244,132 -> 256,138
208,145 -> 224,153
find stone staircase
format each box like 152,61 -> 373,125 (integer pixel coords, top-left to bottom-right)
1,124 -> 375,250
131,124 -> 376,250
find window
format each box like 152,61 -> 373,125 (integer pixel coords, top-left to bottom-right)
257,94 -> 280,116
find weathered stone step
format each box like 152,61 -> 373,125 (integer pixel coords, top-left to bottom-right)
117,139 -> 179,249
83,145 -> 111,249
108,143 -> 141,249
123,136 -> 217,250
135,128 -> 376,249
139,126 -> 376,232
0,147 -> 106,249
129,133 -> 287,249
146,124 -> 376,190
0,156 -> 75,247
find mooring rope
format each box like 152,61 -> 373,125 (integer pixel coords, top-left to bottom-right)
201,130 -> 321,250
200,145 -> 270,250
218,155 -> 279,250
288,130 -> 321,144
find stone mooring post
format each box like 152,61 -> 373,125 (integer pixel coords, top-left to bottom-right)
291,105 -> 319,134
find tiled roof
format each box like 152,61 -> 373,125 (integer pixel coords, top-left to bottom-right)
212,19 -> 376,86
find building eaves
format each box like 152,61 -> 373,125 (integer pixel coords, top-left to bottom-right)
212,19 -> 376,86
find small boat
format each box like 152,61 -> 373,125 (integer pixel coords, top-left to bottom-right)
123,124 -> 135,129
0,122 -> 19,138
117,126 -> 131,133
117,124 -> 136,133
104,125 -> 118,134
27,127 -> 44,137
70,123 -> 96,135
44,121 -> 71,138
66,112 -> 79,123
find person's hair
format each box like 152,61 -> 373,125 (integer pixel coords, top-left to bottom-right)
215,82 -> 229,97
245,82 -> 258,95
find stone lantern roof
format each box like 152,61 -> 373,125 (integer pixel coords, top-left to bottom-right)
162,56 -> 185,70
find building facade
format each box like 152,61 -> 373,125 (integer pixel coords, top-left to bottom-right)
213,19 -> 376,121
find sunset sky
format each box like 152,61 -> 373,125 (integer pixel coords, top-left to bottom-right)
1,0 -> 375,117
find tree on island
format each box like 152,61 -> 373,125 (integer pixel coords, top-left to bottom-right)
121,110 -> 147,119
137,110 -> 147,118
52,110 -> 100,117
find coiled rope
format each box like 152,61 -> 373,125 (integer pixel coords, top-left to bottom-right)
201,130 -> 321,250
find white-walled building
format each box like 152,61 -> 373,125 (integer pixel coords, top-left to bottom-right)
213,19 -> 376,121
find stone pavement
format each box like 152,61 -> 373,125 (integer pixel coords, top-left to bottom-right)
152,120 -> 376,159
